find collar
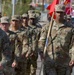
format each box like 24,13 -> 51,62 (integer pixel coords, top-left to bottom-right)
28,24 -> 36,29
53,21 -> 65,29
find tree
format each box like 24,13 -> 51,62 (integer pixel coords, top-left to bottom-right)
2,0 -> 32,16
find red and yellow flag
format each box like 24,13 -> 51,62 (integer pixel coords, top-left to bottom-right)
47,0 -> 59,19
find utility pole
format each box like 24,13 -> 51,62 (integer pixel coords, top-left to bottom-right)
42,0 -> 44,11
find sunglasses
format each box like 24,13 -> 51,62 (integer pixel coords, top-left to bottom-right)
12,20 -> 18,22
22,17 -> 27,19
56,11 -> 64,13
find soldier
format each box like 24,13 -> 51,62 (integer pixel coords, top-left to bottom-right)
15,15 -> 22,28
35,12 -> 42,28
10,15 -> 31,75
0,17 -> 12,75
66,15 -> 74,27
21,13 -> 29,31
39,4 -> 74,75
0,16 -> 18,64
26,13 -> 40,75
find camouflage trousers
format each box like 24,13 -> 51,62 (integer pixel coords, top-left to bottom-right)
15,60 -> 27,75
55,65 -> 71,75
44,56 -> 56,75
0,66 -> 15,75
26,55 -> 38,75
44,57 -> 71,75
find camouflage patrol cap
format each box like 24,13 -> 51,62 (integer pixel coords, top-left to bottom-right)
22,13 -> 28,18
28,10 -> 35,14
55,4 -> 65,12
11,15 -> 19,21
29,14 -> 35,19
0,16 -> 9,23
15,15 -> 21,20
35,13 -> 40,17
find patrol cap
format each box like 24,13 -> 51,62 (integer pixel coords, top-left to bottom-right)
16,15 -> 21,20
22,13 -> 28,18
11,15 -> 19,21
28,10 -> 35,14
29,14 -> 35,19
35,13 -> 40,17
55,4 -> 65,12
0,16 -> 9,23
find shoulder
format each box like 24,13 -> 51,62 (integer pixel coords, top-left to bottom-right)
20,30 -> 27,37
64,21 -> 74,28
8,30 -> 16,35
41,24 -> 49,33
0,29 -> 8,38
8,30 -> 17,38
71,28 -> 74,35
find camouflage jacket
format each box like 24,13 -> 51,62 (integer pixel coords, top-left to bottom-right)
0,29 -> 11,67
13,29 -> 31,62
39,21 -> 74,66
21,26 -> 28,31
6,30 -> 17,62
27,25 -> 41,55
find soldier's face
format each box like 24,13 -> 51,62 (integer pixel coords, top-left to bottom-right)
55,11 -> 65,20
22,17 -> 28,23
11,20 -> 19,27
28,18 -> 34,24
0,23 -> 10,31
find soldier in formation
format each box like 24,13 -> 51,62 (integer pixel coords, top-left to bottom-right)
39,4 -> 74,75
21,13 -> 29,31
9,15 -> 31,75
0,16 -> 17,64
0,10 -> 41,75
24,13 -> 41,75
0,17 -> 12,75
66,15 -> 74,27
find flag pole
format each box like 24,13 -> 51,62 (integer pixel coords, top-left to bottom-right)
44,11 -> 54,55
39,12 -> 55,75
70,0 -> 72,15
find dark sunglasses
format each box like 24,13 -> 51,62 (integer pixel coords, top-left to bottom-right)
12,20 -> 18,22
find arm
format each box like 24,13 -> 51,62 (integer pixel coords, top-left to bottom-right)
38,25 -> 48,59
1,33 -> 12,67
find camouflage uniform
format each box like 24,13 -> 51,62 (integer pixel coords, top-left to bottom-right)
21,13 -> 29,31
6,30 -> 17,62
13,30 -> 29,75
39,4 -> 74,75
26,14 -> 40,75
66,15 -> 74,27
0,28 -> 12,75
5,30 -> 17,75
10,15 -> 31,75
0,16 -> 15,75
